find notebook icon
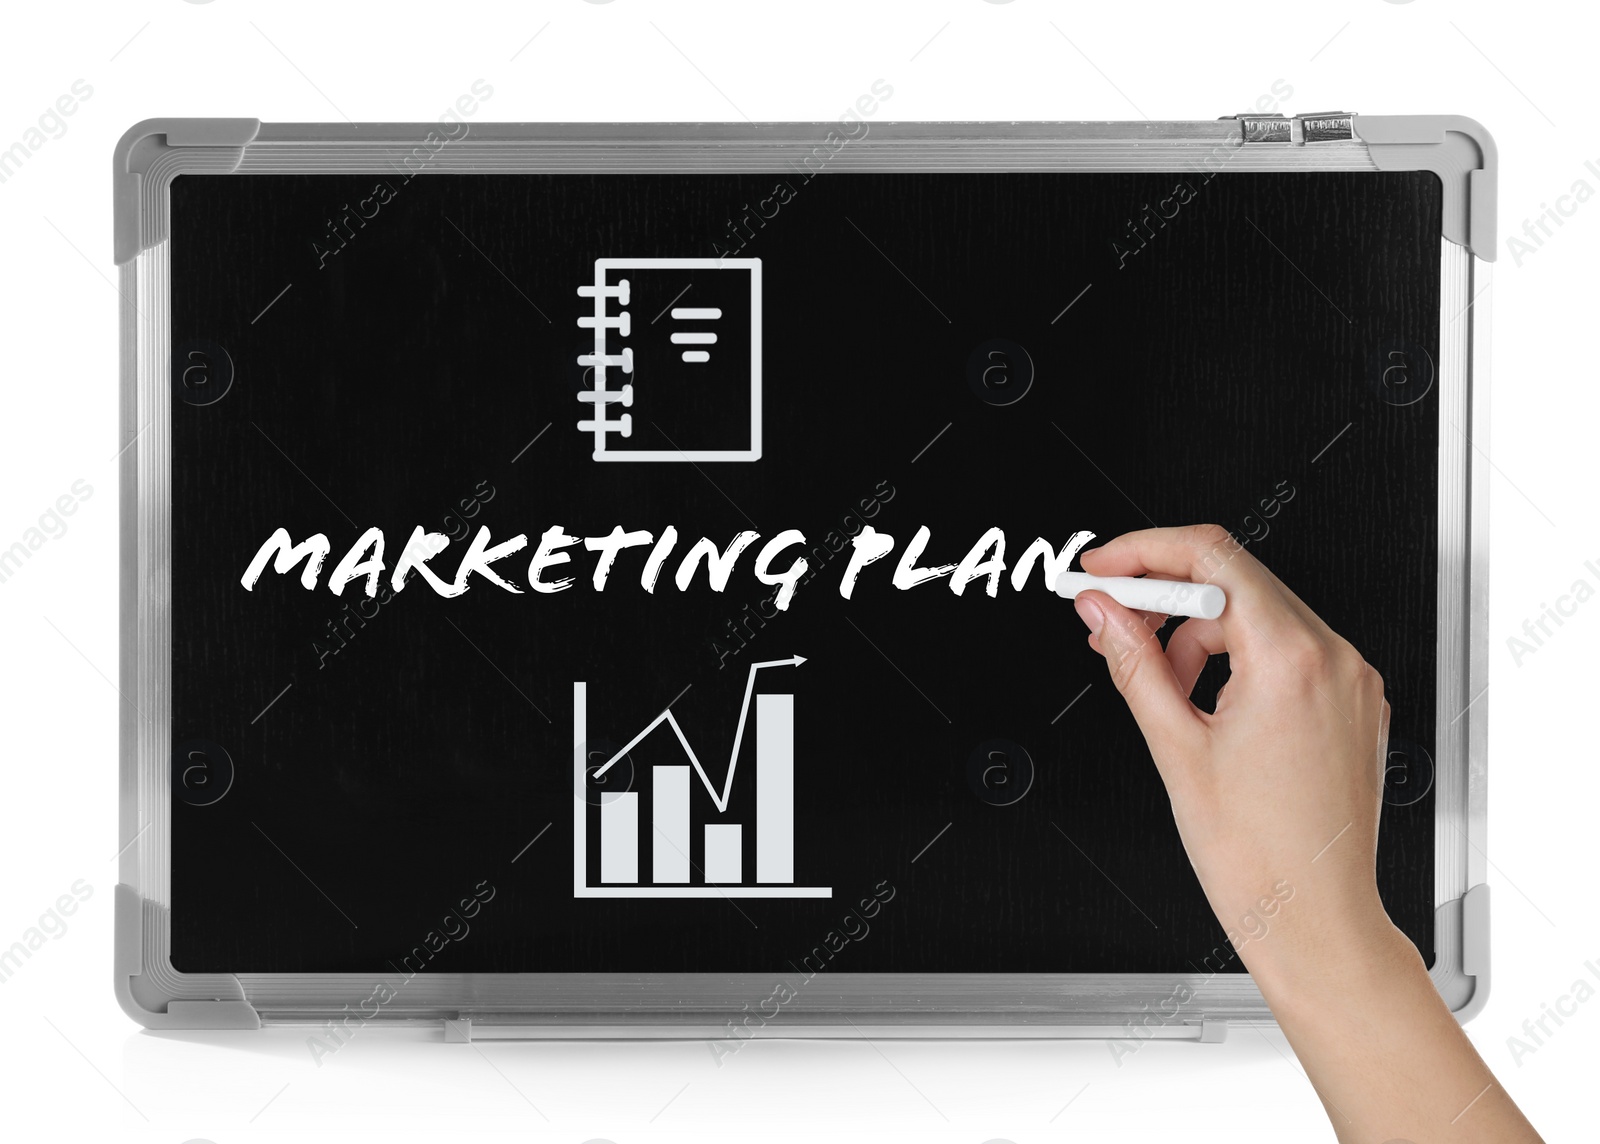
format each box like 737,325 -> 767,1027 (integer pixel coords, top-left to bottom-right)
575,257 -> 763,462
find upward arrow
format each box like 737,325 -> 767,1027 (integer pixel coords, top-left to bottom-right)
591,655 -> 805,812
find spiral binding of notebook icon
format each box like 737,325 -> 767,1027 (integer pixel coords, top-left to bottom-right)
576,270 -> 634,445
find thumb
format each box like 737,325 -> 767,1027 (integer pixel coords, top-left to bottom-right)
1074,590 -> 1201,756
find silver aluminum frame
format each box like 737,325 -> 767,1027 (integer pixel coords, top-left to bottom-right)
115,117 -> 1495,1036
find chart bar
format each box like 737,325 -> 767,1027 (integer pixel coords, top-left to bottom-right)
704,823 -> 742,884
652,765 -> 691,883
600,792 -> 638,883
756,693 -> 795,883
573,682 -> 586,897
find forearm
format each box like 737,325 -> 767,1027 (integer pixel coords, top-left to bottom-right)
1249,919 -> 1541,1144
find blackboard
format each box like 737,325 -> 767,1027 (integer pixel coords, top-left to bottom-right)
166,169 -> 1441,976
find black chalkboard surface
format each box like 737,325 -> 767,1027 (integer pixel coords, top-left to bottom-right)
167,169 -> 1440,976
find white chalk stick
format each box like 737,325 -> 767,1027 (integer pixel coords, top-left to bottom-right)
1055,571 -> 1226,620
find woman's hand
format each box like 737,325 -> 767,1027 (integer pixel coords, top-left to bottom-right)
1073,523 -> 1395,988
1072,524 -> 1541,1144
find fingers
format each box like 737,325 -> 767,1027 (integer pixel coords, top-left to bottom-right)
1079,524 -> 1323,660
1134,608 -> 1169,633
1376,697 -> 1392,792
1166,618 -> 1225,699
1074,589 -> 1205,760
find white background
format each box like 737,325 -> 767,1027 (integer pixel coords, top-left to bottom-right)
1,1 -> 1595,1141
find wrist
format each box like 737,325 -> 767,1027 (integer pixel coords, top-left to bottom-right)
1247,910 -> 1426,1012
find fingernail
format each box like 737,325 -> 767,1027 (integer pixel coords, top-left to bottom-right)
1074,595 -> 1104,635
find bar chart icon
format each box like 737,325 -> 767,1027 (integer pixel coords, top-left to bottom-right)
572,657 -> 830,899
